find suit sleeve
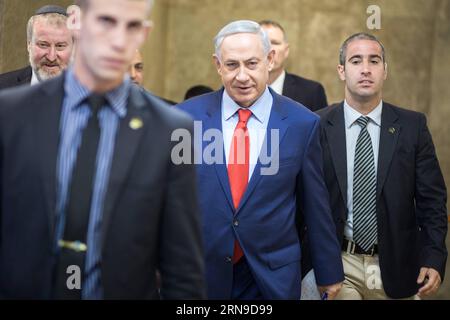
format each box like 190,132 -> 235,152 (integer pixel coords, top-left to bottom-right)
297,118 -> 344,286
158,118 -> 206,299
415,114 -> 448,280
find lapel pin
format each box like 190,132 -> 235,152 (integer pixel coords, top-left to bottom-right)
129,117 -> 143,130
388,127 -> 395,134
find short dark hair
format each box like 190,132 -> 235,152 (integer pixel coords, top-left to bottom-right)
339,32 -> 386,66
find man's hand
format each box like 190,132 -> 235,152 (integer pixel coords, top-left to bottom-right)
318,282 -> 343,300
417,267 -> 441,297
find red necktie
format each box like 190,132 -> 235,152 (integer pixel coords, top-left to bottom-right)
228,108 -> 252,264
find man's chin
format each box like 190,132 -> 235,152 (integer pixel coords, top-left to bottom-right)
37,68 -> 63,81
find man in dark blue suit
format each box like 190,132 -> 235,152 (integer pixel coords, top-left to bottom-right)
177,20 -> 343,300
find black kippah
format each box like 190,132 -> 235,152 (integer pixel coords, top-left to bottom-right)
34,5 -> 67,17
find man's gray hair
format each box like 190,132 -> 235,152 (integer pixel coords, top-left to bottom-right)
339,32 -> 386,66
214,20 -> 271,60
27,12 -> 69,42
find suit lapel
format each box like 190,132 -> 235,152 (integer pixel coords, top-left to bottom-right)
36,75 -> 65,236
324,103 -> 348,207
203,90 -> 235,212
100,85 -> 148,249
376,103 -> 400,201
236,90 -> 289,215
281,72 -> 294,97
18,66 -> 32,85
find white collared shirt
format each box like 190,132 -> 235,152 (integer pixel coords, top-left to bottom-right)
269,70 -> 286,95
222,87 -> 273,181
30,69 -> 40,86
344,100 -> 382,241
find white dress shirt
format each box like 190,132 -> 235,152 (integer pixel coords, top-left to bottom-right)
30,69 -> 40,86
222,87 -> 273,181
344,100 -> 382,241
269,70 -> 286,95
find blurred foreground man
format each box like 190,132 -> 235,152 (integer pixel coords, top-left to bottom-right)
0,0 -> 205,299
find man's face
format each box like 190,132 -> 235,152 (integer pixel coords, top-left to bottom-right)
129,50 -> 144,86
215,33 -> 274,108
338,39 -> 387,103
28,17 -> 73,81
75,0 -> 150,87
261,25 -> 289,74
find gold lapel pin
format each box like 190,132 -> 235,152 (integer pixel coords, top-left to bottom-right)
388,127 -> 396,134
129,117 -> 143,130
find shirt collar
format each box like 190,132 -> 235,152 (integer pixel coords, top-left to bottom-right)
344,99 -> 383,129
269,70 -> 286,95
30,69 -> 40,86
222,86 -> 272,124
64,67 -> 130,118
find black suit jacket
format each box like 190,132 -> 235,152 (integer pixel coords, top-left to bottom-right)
0,66 -> 32,90
282,72 -> 328,112
0,75 -> 206,299
316,102 -> 447,298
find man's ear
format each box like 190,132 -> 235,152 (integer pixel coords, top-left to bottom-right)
136,20 -> 153,47
337,64 -> 346,81
213,54 -> 222,75
285,42 -> 290,59
67,5 -> 82,40
383,62 -> 388,80
267,49 -> 275,71
143,20 -> 153,39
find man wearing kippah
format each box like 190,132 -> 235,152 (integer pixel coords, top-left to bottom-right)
0,5 -> 73,90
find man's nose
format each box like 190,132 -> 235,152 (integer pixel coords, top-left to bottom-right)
46,46 -> 57,61
111,28 -> 127,51
361,61 -> 371,74
235,65 -> 249,82
130,67 -> 136,79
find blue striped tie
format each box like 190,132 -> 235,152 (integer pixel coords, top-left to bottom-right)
353,116 -> 377,251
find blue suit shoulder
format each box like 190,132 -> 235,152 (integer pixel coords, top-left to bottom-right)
139,86 -> 194,130
176,90 -> 220,118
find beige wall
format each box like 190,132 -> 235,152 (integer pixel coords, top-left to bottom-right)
0,0 -> 449,209
142,0 -> 449,210
0,0 -> 4,70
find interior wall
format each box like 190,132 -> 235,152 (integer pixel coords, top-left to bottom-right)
0,0 -> 448,210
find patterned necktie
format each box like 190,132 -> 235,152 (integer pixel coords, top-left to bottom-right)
352,116 -> 378,251
54,94 -> 105,299
228,108 -> 252,264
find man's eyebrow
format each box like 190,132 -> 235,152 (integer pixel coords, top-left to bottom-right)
348,54 -> 362,60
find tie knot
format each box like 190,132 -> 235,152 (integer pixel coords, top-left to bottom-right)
355,116 -> 370,128
86,94 -> 107,116
238,108 -> 252,124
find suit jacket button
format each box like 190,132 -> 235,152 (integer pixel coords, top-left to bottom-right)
233,220 -> 239,227
226,256 -> 232,263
